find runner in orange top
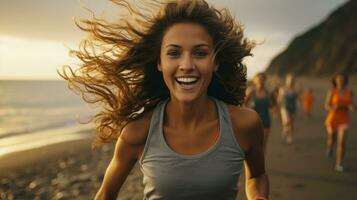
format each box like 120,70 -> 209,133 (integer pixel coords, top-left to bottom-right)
325,89 -> 352,129
324,73 -> 356,172
302,88 -> 314,118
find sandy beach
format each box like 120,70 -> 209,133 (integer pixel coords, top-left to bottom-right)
1,78 -> 356,200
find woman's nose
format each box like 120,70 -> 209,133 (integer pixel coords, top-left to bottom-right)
179,53 -> 195,71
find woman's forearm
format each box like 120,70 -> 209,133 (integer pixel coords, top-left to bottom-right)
245,173 -> 269,200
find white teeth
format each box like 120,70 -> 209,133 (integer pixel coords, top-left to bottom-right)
176,77 -> 198,83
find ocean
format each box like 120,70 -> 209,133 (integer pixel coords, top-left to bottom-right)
0,80 -> 97,156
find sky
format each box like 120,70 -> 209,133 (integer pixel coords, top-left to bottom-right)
0,0 -> 349,80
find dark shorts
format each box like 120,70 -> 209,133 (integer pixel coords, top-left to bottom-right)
285,105 -> 297,114
257,111 -> 271,128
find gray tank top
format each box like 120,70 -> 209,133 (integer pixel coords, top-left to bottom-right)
139,97 -> 246,200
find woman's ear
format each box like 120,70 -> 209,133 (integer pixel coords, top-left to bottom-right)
214,64 -> 219,72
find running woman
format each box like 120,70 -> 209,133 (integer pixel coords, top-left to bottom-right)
277,73 -> 300,144
302,87 -> 314,119
325,73 -> 356,172
59,0 -> 269,199
245,72 -> 274,153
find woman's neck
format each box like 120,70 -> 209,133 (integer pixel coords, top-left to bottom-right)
255,85 -> 265,91
336,85 -> 346,90
286,84 -> 294,90
165,95 -> 216,131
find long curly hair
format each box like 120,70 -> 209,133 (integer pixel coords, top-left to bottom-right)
58,0 -> 255,145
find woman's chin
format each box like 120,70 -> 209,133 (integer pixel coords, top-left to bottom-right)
171,92 -> 205,103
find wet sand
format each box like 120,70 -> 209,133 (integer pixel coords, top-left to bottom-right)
1,77 -> 356,199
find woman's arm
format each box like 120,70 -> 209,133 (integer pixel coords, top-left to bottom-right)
277,87 -> 284,106
243,111 -> 269,200
324,89 -> 333,111
94,116 -> 150,200
228,106 -> 269,200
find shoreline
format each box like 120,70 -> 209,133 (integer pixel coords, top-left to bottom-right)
0,124 -> 94,156
0,136 -> 94,173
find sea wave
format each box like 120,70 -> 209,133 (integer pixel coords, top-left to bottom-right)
0,123 -> 95,157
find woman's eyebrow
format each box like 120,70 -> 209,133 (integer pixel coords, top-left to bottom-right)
165,44 -> 181,49
194,44 -> 211,48
164,43 -> 211,49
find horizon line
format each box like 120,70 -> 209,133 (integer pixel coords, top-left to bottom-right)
0,76 -> 63,81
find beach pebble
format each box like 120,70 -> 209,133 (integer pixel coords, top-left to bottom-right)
51,192 -> 68,200
4,193 -> 14,200
71,188 -> 81,196
34,189 -> 49,200
28,178 -> 45,190
58,160 -> 67,169
80,164 -> 88,171
0,143 -> 145,200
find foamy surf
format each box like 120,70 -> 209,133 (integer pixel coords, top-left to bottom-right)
0,124 -> 95,157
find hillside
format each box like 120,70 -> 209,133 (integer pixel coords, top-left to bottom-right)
265,0 -> 357,76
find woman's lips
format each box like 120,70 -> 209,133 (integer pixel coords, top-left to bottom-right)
175,76 -> 200,90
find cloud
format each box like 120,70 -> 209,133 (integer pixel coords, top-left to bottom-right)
0,0 -> 117,44
0,36 -> 75,79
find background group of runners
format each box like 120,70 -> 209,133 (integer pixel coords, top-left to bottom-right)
244,72 -> 355,172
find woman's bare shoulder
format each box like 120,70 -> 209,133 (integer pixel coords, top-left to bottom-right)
225,104 -> 263,151
120,109 -> 154,146
226,104 -> 261,131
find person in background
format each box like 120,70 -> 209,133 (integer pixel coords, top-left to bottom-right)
59,0 -> 269,199
245,72 -> 274,153
302,87 -> 314,119
269,75 -> 281,120
324,73 -> 356,172
277,73 -> 300,144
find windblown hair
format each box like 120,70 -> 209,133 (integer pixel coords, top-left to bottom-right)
58,0 -> 255,145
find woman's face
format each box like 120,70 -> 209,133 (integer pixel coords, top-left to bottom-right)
159,22 -> 216,103
335,75 -> 345,88
253,74 -> 265,89
285,75 -> 295,87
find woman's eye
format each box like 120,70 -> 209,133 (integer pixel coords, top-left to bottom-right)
167,50 -> 180,57
193,51 -> 208,57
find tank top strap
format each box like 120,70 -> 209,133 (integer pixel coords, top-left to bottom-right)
139,99 -> 169,164
252,88 -> 269,99
211,97 -> 246,159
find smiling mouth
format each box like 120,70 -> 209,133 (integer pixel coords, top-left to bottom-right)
175,76 -> 200,85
